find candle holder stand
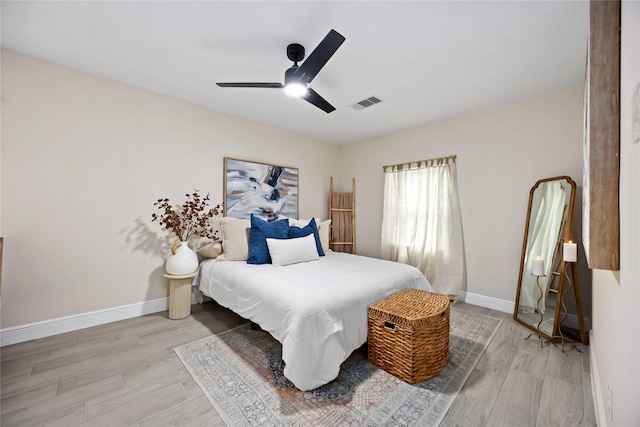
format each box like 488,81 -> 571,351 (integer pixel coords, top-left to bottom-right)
525,274 -> 555,348
551,261 -> 584,353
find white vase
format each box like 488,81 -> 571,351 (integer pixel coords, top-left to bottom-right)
165,241 -> 198,275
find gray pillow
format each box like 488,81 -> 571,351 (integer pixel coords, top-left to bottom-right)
218,217 -> 250,261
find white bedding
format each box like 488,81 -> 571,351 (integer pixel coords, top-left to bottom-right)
197,251 -> 432,391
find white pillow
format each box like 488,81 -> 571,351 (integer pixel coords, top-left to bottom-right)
197,241 -> 223,259
279,216 -> 332,253
266,234 -> 320,266
218,217 -> 250,261
285,217 -> 309,227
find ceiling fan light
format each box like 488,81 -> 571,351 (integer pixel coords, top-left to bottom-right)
284,82 -> 307,97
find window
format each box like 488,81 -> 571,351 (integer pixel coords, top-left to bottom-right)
381,156 -> 464,296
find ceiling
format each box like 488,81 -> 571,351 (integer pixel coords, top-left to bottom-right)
1,1 -> 588,145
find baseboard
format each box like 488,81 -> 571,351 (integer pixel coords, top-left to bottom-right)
0,290 -> 591,347
458,291 -> 515,313
590,329 -> 607,427
0,297 -> 170,347
458,291 -> 592,331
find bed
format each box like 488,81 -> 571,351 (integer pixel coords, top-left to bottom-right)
197,250 -> 432,391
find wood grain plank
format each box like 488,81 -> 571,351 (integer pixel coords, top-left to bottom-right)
487,370 -> 543,426
56,374 -> 124,402
444,367 -> 503,426
74,312 -> 159,341
30,338 -> 111,375
1,336 -> 110,394
85,366 -> 189,420
546,346 -> 582,385
180,378 -> 205,399
1,400 -> 85,427
437,417 -> 466,427
536,376 -> 584,426
1,331 -> 77,362
121,364 -> 191,390
3,374 -> 123,427
138,394 -> 225,427
474,340 -> 519,379
0,371 -> 59,399
86,383 -> 187,425
492,319 -> 531,346
57,353 -> 172,394
0,358 -> 33,386
98,336 -> 176,369
510,338 -> 551,380
77,315 -> 177,344
582,371 -> 597,427
0,380 -> 58,414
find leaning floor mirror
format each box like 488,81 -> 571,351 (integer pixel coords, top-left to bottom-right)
513,176 -> 587,344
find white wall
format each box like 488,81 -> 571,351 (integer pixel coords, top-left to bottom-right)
1,51 -> 339,328
1,49 -> 594,343
335,85 -> 590,314
590,2 -> 640,425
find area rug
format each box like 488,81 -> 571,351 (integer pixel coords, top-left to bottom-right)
175,308 -> 501,426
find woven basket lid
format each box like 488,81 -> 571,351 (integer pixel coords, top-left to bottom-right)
369,288 -> 449,325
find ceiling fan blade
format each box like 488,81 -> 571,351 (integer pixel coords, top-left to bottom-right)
301,88 -> 336,113
216,83 -> 284,88
294,29 -> 345,84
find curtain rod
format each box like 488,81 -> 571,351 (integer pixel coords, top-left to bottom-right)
382,154 -> 457,171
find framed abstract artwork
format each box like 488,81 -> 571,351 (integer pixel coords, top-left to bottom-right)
224,157 -> 299,220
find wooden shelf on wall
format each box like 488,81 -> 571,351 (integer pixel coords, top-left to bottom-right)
582,0 -> 620,271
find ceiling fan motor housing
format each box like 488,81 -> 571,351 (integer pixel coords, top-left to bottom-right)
287,43 -> 305,63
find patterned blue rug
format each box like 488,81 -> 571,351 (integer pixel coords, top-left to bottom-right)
175,308 -> 501,426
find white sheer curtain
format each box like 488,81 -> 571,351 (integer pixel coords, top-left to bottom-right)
381,156 -> 464,296
520,181 -> 566,312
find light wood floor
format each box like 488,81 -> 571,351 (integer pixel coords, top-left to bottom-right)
1,301 -> 596,426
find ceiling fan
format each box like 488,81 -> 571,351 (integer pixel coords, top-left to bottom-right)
216,29 -> 345,113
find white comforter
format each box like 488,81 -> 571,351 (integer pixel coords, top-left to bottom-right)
197,251 -> 432,391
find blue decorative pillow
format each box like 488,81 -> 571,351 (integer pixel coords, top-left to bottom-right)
247,215 -> 289,264
288,217 -> 325,256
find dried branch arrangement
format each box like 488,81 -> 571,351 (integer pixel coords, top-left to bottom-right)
152,190 -> 222,242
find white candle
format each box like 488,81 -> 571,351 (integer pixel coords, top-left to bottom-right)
532,257 -> 545,276
564,240 -> 577,262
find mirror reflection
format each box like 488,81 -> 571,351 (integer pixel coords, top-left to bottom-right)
514,176 -> 576,338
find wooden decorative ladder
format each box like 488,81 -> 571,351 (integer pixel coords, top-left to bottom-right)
328,177 -> 355,254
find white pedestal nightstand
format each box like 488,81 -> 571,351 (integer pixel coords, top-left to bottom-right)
163,271 -> 198,320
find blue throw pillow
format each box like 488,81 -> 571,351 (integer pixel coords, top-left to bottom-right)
247,215 -> 289,264
288,217 -> 325,256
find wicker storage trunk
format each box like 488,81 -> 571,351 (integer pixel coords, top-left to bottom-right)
367,288 -> 450,384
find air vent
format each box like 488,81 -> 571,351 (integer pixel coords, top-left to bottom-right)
349,95 -> 383,111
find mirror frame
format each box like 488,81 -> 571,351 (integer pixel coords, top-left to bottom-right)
513,175 -> 576,341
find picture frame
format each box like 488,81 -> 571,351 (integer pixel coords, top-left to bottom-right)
223,157 -> 299,220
